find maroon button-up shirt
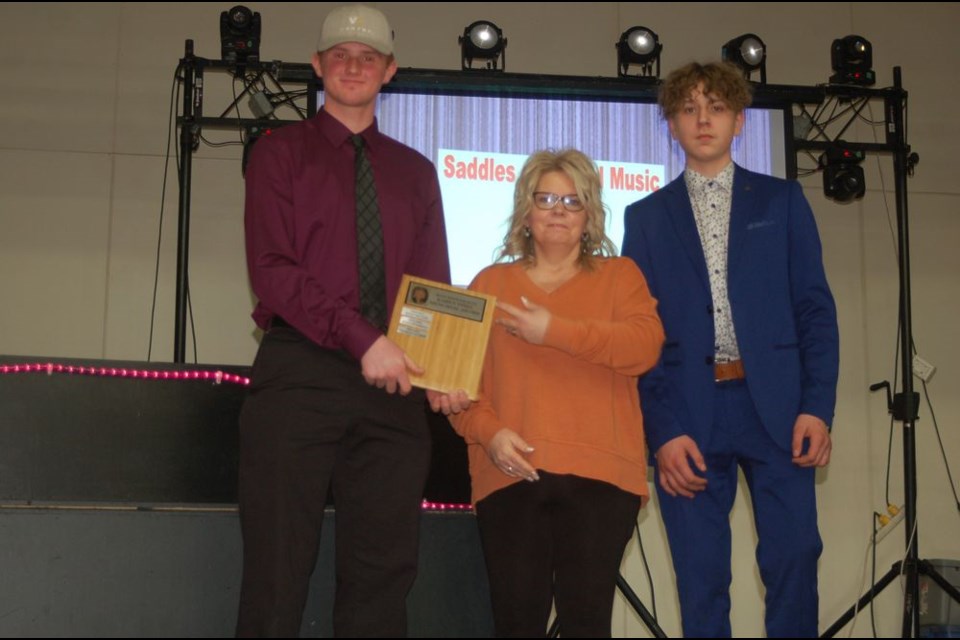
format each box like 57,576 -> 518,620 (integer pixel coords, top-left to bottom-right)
244,108 -> 451,359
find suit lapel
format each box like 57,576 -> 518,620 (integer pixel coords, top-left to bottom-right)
664,176 -> 711,294
727,165 -> 760,279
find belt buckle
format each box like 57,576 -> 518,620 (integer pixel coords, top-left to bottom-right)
714,359 -> 744,383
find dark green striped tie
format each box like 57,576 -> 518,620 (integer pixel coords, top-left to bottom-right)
351,134 -> 387,330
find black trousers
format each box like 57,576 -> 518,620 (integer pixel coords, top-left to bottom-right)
235,327 -> 431,638
475,472 -> 642,638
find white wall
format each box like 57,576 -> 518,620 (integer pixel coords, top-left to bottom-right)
1,2 -> 958,636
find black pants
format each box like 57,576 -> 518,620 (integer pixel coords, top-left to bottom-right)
475,472 -> 642,638
235,327 -> 431,637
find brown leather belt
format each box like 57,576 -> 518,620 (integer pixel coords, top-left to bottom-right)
714,359 -> 745,382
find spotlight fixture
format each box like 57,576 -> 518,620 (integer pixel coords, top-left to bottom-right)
830,35 -> 875,86
616,26 -> 662,79
459,20 -> 506,71
220,5 -> 261,68
820,146 -> 866,202
721,33 -> 766,84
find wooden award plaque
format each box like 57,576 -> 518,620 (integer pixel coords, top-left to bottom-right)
387,274 -> 496,400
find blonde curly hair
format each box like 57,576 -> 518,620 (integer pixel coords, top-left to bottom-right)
497,149 -> 616,269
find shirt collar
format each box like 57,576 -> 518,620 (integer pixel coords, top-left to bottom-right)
316,107 -> 381,151
684,162 -> 735,197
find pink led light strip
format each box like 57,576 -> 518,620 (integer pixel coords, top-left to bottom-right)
0,362 -> 250,386
420,500 -> 473,512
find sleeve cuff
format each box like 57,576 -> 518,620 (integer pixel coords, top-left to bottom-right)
340,319 -> 382,361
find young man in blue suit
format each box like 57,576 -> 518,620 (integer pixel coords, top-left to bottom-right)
621,62 -> 839,637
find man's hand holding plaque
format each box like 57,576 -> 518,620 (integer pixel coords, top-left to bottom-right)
387,274 -> 495,400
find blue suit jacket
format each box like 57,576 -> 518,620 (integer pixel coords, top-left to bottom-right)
622,165 -> 839,454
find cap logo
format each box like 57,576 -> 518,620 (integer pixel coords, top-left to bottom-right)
318,5 -> 393,55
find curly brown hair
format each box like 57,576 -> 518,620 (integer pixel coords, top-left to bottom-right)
497,149 -> 616,269
658,61 -> 753,118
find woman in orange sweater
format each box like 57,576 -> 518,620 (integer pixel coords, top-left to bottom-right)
449,149 -> 664,637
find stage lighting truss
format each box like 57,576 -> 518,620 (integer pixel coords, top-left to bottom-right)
459,20 -> 507,71
831,35 -> 876,86
790,86 -> 896,184
224,62 -> 309,122
721,33 -> 766,84
184,57 -> 310,167
616,26 -> 662,79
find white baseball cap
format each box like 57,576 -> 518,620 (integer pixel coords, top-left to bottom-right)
317,4 -> 394,55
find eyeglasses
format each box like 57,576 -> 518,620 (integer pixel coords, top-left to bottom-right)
532,192 -> 584,212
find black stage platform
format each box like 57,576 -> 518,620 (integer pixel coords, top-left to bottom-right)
0,355 -> 490,637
